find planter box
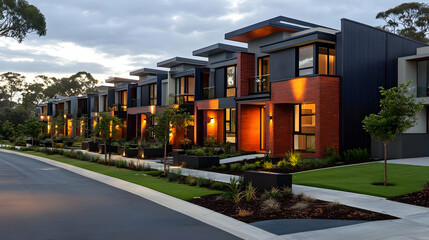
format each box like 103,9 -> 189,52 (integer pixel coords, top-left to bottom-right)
98,144 -> 118,154
117,146 -> 125,156
172,150 -> 185,165
81,141 -> 90,150
88,142 -> 99,152
139,147 -> 166,158
243,171 -> 292,190
173,154 -> 219,169
125,148 -> 138,158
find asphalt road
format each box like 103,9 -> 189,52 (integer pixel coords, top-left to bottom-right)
0,151 -> 240,240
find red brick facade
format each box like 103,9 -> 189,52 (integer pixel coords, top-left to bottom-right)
237,52 -> 255,98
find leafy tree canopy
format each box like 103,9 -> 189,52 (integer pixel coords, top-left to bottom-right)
0,0 -> 46,42
376,2 -> 429,43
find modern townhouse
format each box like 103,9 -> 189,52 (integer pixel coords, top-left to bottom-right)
36,16 -> 428,159
192,43 -> 247,146
219,16 -> 426,158
374,45 -> 429,158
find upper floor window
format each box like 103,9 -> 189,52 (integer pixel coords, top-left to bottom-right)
318,46 -> 336,75
249,56 -> 270,94
298,45 -> 314,76
149,83 -> 157,105
202,71 -> 214,99
417,60 -> 429,97
175,76 -> 195,104
226,66 -> 236,97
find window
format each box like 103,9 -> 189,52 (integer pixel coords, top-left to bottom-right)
417,60 -> 429,97
202,71 -> 214,99
318,46 -> 336,75
226,66 -> 236,97
225,108 -> 236,143
175,76 -> 195,104
294,103 -> 315,152
298,45 -> 314,76
149,83 -> 157,105
256,56 -> 270,93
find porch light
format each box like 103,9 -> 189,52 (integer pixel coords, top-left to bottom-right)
210,117 -> 215,124
270,115 -> 273,120
41,116 -> 44,120
63,114 -> 67,119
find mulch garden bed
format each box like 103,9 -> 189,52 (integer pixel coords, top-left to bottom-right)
189,192 -> 397,223
389,186 -> 429,208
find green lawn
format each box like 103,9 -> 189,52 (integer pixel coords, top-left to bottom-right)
17,151 -> 223,200
293,162 -> 429,198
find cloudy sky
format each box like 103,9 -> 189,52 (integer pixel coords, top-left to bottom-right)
0,0 -> 406,84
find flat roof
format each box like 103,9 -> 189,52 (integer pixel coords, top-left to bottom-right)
225,16 -> 330,43
157,57 -> 207,68
130,67 -> 167,76
105,77 -> 138,84
193,43 -> 247,57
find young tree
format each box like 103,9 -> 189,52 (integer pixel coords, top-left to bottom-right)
376,2 -> 429,43
362,81 -> 423,186
93,113 -> 122,163
23,118 -> 43,145
149,97 -> 193,175
1,120 -> 14,140
51,113 -> 65,148
0,0 -> 46,42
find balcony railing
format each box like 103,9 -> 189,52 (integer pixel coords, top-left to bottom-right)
111,103 -> 127,112
130,99 -> 138,108
175,94 -> 194,105
202,87 -> 215,100
249,74 -> 270,94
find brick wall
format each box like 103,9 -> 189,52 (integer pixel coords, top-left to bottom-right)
237,52 -> 255,97
238,104 -> 262,152
272,104 -> 294,156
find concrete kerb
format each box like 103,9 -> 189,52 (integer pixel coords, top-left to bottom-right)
0,149 -> 282,240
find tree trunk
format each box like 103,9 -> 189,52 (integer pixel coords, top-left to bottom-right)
383,141 -> 388,186
108,140 -> 111,163
164,135 -> 168,176
104,140 -> 107,163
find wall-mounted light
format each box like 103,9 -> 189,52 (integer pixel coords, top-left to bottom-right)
63,114 -> 67,119
41,116 -> 44,120
143,119 -> 147,123
269,116 -> 273,120
210,117 -> 215,124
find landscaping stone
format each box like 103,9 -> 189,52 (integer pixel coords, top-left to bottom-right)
244,170 -> 292,190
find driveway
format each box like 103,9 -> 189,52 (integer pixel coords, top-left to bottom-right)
0,151 -> 240,240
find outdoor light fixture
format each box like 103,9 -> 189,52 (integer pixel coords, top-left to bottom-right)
270,116 -> 273,120
143,119 -> 147,123
63,114 -> 67,119
210,117 -> 215,124
41,116 -> 44,120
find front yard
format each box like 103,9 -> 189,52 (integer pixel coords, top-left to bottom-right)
293,162 -> 429,198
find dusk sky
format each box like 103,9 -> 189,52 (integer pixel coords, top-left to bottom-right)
0,0 -> 406,84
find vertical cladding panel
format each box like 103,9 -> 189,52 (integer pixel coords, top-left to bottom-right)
215,68 -> 226,98
108,89 -> 115,109
157,74 -> 167,105
141,85 -> 150,106
136,87 -> 142,107
339,19 -> 426,151
195,69 -> 203,101
126,84 -> 133,108
270,48 -> 296,82
237,52 -> 255,97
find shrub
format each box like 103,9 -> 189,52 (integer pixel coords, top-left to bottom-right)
262,187 -> 283,200
342,148 -> 369,162
204,135 -> 217,148
291,202 -> 309,210
219,164 -> 227,171
210,182 -> 224,190
263,153 -> 271,162
281,186 -> 293,198
302,194 -> 316,202
221,141 -> 233,154
196,149 -> 205,156
278,159 -> 288,169
186,175 -> 197,186
241,163 -> 259,171
229,163 -> 241,172
167,172 -> 180,182
326,200 -> 341,210
197,177 -> 209,187
261,198 -> 281,213
285,151 -> 301,167
263,161 -> 273,171
237,208 -> 253,217
245,181 -> 257,202
233,191 -> 243,204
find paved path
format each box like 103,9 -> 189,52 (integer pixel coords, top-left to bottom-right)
0,151 -> 244,240
382,156 -> 429,167
220,154 -> 265,164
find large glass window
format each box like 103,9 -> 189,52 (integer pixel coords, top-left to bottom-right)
299,45 -> 314,76
417,60 -> 429,97
175,76 -> 195,104
149,84 -> 157,105
294,103 -> 315,152
202,72 -> 214,99
318,47 -> 336,75
257,56 -> 270,93
226,66 -> 236,97
225,108 -> 236,143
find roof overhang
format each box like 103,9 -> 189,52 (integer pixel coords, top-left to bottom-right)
193,43 -> 247,57
157,57 -> 207,68
105,77 -> 138,84
130,67 -> 167,76
260,31 -> 336,53
225,16 -> 330,43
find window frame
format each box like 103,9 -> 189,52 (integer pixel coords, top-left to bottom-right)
293,103 -> 316,152
225,65 -> 237,97
224,108 -> 237,143
149,83 -> 157,105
